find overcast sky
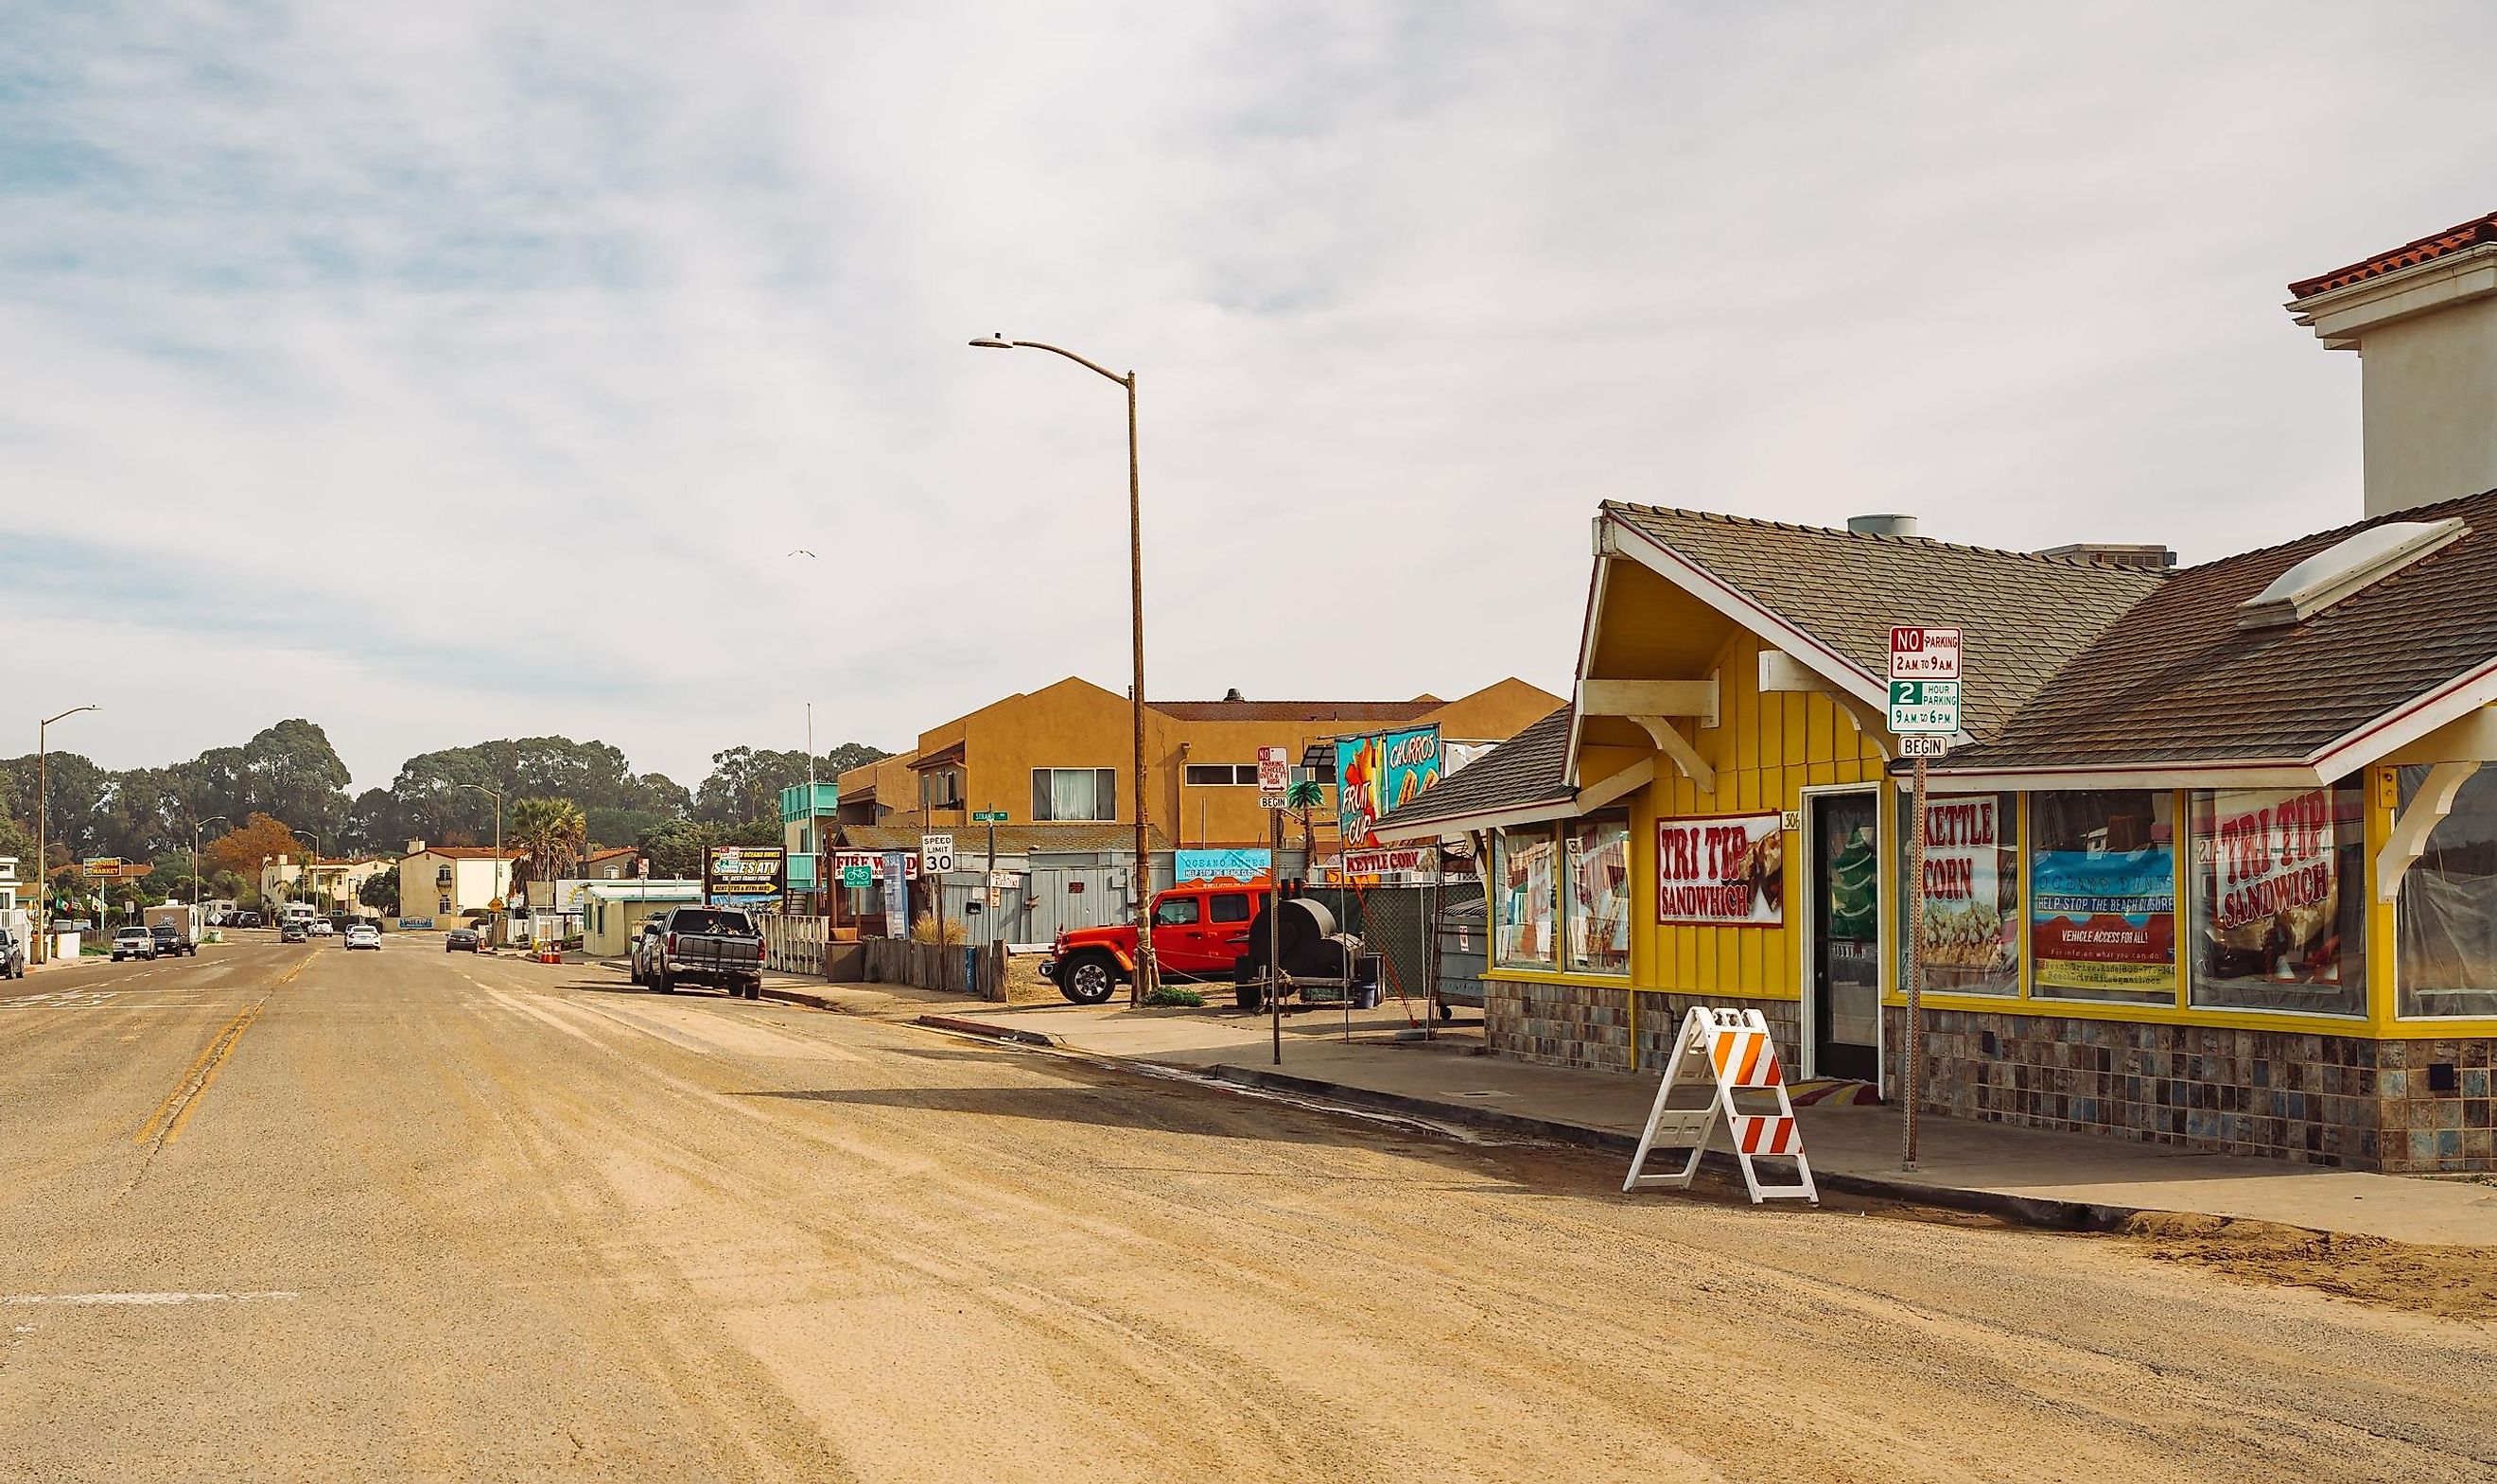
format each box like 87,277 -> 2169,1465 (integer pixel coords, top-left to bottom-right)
7,2 -> 2493,789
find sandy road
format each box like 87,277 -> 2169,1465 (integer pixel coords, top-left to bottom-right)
0,939 -> 2491,1482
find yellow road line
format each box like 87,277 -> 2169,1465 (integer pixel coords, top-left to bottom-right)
131,951 -> 311,1146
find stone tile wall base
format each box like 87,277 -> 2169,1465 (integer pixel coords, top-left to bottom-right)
1485,980 -> 1633,1074
1884,1006 -> 2497,1175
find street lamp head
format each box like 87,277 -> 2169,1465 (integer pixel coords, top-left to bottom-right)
969,336 -> 1014,350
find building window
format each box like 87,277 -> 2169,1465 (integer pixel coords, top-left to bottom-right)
1183,763 -> 1261,786
1564,815 -> 1632,975
1033,767 -> 1117,822
2028,790 -> 2175,1003
2397,766 -> 2497,1019
438,895 -> 452,915
1291,762 -> 1336,788
2189,783 -> 2365,1016
1493,825 -> 1558,968
920,769 -> 963,811
1899,793 -> 2020,997
435,865 -> 453,886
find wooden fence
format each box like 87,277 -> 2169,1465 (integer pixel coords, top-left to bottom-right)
755,914 -> 1004,1001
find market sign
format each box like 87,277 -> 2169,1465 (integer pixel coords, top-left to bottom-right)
1342,844 -> 1434,878
704,846 -> 786,908
1655,812 -> 1784,927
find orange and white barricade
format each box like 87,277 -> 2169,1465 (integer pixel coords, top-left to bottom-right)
1622,1006 -> 1816,1204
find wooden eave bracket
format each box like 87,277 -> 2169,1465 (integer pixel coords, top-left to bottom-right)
2379,760 -> 2482,903
1580,676 -> 1719,729
1757,649 -> 1895,760
1631,717 -> 1716,795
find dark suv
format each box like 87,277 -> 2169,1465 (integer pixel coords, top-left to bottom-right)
149,923 -> 198,958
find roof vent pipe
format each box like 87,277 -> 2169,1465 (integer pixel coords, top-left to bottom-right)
1846,514 -> 1919,538
1222,687 -> 1247,702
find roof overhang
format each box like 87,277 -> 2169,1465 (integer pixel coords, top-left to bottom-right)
1371,757 -> 1654,843
1928,659 -> 2497,793
2288,240 -> 2497,350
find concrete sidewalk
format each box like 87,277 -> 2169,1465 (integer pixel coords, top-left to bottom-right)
915,998 -> 2497,1247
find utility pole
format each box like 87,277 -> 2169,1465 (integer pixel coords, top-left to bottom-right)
461,783 -> 504,937
191,815 -> 229,920
1269,806 -> 1284,1065
32,705 -> 97,965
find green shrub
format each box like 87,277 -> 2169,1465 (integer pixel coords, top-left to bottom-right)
1144,986 -> 1206,1008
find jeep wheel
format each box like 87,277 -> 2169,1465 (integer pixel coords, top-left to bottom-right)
1058,952 -> 1120,1005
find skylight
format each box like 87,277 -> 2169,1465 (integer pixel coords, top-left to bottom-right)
2237,517 -> 2470,629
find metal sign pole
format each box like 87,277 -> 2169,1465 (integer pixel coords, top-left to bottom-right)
1903,753 -> 1928,1172
1269,806 -> 1284,1065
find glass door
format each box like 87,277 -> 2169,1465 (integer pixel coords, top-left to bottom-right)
1811,794 -> 1881,1083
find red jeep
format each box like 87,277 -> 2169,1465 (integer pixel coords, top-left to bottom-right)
1040,877 -> 1271,1004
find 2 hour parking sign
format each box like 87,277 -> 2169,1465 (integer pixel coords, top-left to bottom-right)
1887,626 -> 1963,734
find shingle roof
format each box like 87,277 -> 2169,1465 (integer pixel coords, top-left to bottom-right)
834,822 -> 1172,854
1604,503 -> 2167,739
414,846 -> 528,860
1373,707 -> 1574,831
1147,698 -> 1443,723
2289,211 -> 2497,299
1941,488 -> 2497,772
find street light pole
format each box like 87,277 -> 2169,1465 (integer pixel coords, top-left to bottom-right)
969,336 -> 1158,1005
190,815 -> 229,918
460,783 -> 504,932
292,829 -> 323,913
32,704 -> 98,966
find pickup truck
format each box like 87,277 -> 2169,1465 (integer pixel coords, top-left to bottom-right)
645,906 -> 765,1000
1040,877 -> 1270,1004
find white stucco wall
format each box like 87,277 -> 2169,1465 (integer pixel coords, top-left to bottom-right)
2360,291 -> 2497,517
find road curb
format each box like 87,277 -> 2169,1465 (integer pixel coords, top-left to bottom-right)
1199,1064 -> 2136,1233
762,987 -> 841,1012
915,1014 -> 1062,1048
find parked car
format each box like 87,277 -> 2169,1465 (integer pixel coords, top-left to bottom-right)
628,918 -> 667,985
235,911 -> 263,929
343,923 -> 381,952
306,917 -> 335,937
111,926 -> 158,961
148,922 -> 199,958
279,921 -> 308,944
645,906 -> 764,998
1040,877 -> 1271,1004
0,928 -> 24,980
445,928 -> 480,953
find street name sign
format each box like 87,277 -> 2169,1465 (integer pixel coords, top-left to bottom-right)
1888,679 -> 1960,733
970,811 -> 1008,823
1888,625 -> 1961,680
920,832 -> 955,874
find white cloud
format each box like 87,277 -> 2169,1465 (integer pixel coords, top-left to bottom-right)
3,1 -> 2492,785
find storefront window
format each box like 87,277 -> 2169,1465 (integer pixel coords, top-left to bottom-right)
1565,815 -> 1632,975
2028,790 -> 2176,1004
1898,792 -> 2020,996
2398,766 -> 2497,1019
2189,784 -> 2366,1016
1493,826 -> 1557,968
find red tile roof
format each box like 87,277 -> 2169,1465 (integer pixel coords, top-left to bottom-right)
2288,211 -> 2497,299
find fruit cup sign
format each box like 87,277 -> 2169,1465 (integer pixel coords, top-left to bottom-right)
1655,812 -> 1785,926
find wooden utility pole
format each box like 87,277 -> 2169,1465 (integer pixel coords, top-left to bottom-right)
1269,806 -> 1284,1065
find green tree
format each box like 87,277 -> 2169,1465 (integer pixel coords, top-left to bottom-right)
1286,779 -> 1327,878
359,871 -> 400,915
695,744 -> 888,826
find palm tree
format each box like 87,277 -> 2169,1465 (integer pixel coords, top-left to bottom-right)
1285,779 -> 1327,880
508,796 -> 586,888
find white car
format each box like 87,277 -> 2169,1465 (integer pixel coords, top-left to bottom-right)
110,926 -> 157,961
307,918 -> 336,937
343,923 -> 381,952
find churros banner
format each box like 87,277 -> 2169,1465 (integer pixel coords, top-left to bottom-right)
1336,725 -> 1442,847
1656,812 -> 1785,927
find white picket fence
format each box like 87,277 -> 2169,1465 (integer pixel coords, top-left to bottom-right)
759,914 -> 828,976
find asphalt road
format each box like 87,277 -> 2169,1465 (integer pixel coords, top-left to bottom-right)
2,938 -> 2492,1483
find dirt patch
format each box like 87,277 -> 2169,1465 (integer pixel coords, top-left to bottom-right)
2121,1211 -> 2497,1320
1002,953 -> 1064,1005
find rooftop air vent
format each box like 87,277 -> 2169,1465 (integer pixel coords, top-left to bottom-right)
2237,517 -> 2468,629
1846,514 -> 1919,538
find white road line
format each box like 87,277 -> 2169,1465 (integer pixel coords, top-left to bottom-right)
0,1291 -> 299,1307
